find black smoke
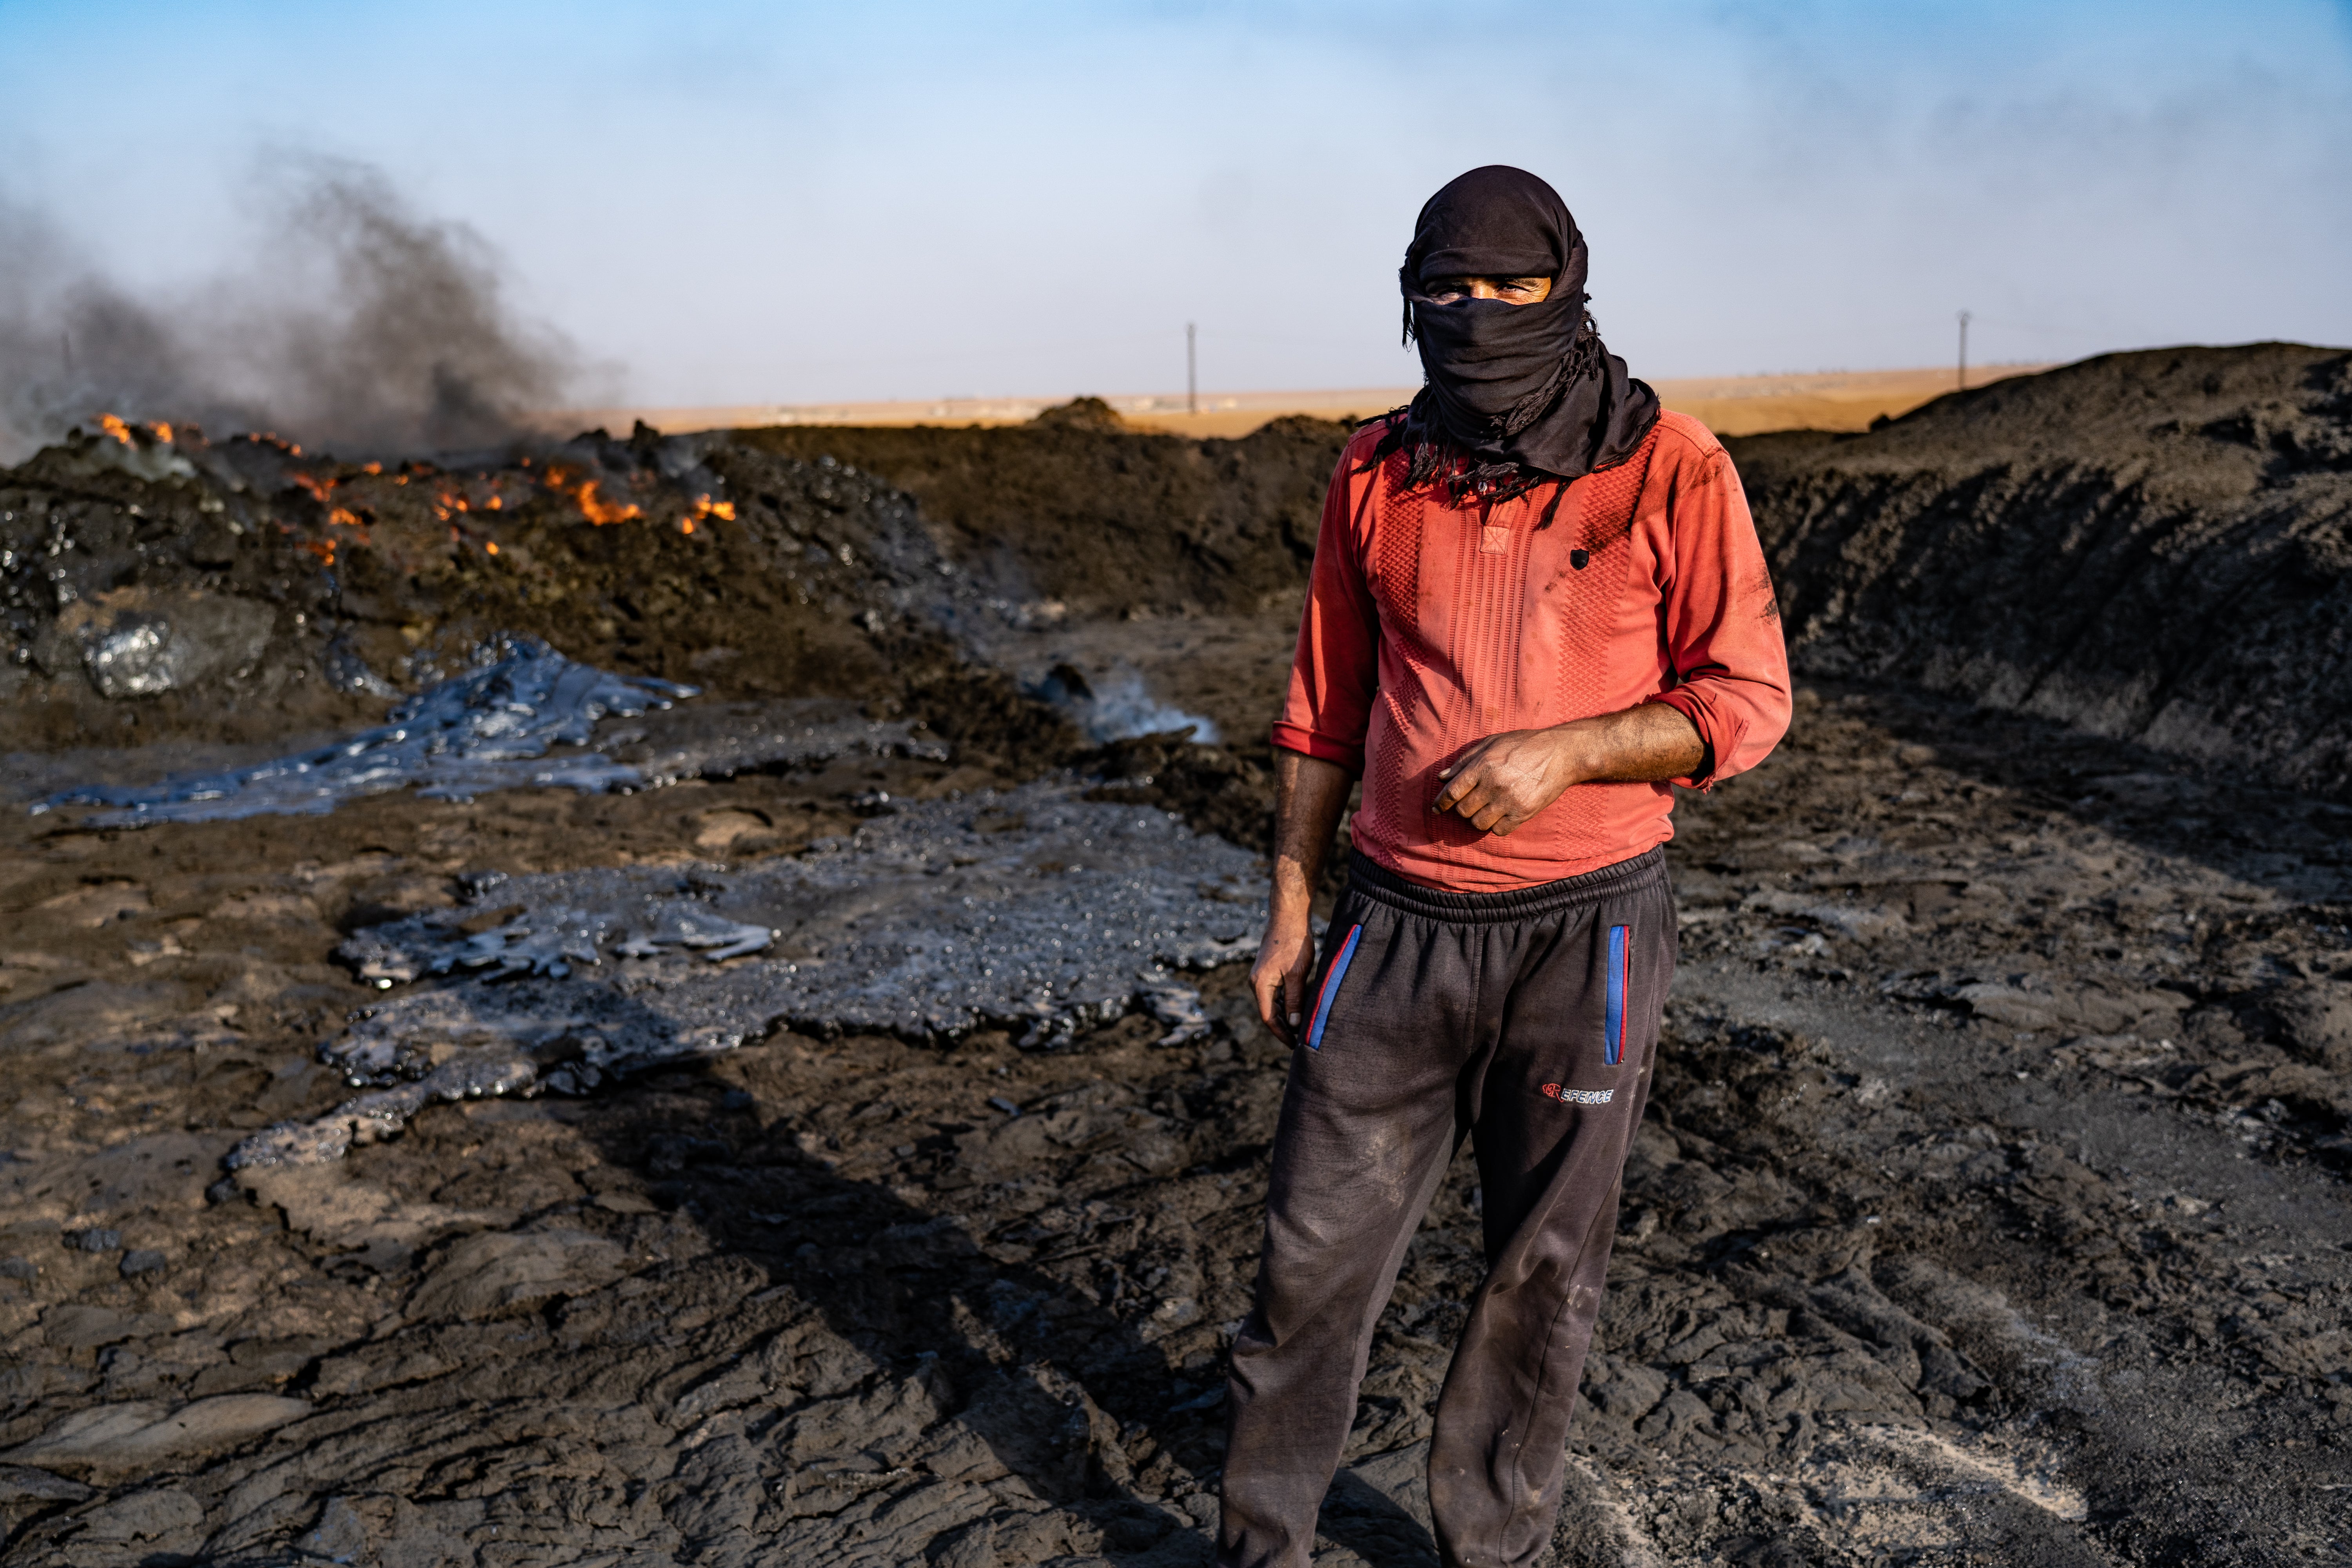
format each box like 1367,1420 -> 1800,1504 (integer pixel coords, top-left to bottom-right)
0,160 -> 587,462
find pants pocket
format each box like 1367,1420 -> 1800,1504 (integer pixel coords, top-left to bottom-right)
1305,923 -> 1364,1051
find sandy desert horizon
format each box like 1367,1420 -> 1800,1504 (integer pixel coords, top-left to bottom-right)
541,361 -> 2055,443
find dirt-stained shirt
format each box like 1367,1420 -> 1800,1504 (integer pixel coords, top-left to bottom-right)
1273,410 -> 1791,892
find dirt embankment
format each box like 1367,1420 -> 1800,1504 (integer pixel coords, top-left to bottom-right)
1730,342 -> 2352,797
737,414 -> 1347,617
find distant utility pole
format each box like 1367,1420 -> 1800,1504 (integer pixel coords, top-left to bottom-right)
1957,310 -> 1971,392
1187,323 -> 1198,415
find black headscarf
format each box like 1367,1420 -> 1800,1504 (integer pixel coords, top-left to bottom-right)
1375,166 -> 1659,505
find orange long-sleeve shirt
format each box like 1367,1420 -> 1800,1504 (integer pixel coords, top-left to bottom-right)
1274,410 -> 1790,893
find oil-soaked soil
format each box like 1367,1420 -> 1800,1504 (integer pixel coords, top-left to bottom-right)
4,359 -> 2350,1566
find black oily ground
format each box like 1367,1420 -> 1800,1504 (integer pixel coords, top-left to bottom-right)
6,352 -> 2352,1563
2,678 -> 2346,1567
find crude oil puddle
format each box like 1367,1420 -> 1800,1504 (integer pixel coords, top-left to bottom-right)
29,639 -> 941,825
35,639 -> 689,824
231,781 -> 1265,1168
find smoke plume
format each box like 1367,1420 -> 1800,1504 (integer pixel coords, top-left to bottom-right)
0,160 -> 586,463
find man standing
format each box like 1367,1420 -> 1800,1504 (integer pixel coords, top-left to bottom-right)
1220,167 -> 1790,1567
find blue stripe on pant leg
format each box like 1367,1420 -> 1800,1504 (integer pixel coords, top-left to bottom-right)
1306,924 -> 1363,1051
1604,924 -> 1627,1066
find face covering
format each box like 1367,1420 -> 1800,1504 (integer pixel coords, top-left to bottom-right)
1376,165 -> 1660,501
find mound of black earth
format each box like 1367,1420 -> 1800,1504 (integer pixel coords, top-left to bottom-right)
1730,341 -> 2352,798
0,419 -> 1085,772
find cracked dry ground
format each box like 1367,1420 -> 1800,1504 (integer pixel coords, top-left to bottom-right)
3,679 -> 2350,1567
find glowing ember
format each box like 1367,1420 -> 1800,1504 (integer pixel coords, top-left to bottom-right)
153,421 -> 174,445
688,494 -> 736,523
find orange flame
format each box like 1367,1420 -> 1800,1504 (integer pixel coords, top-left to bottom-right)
289,472 -> 335,505
361,461 -> 383,475
571,479 -> 642,526
328,507 -> 365,529
485,541 -> 500,555
153,421 -> 174,445
688,494 -> 736,523
96,413 -> 134,446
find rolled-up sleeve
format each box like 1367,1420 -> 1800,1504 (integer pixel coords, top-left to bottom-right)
1644,441 -> 1791,788
1271,452 -> 1381,775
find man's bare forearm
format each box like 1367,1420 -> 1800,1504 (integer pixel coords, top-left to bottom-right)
1553,702 -> 1706,784
1269,750 -> 1353,930
1432,702 -> 1705,837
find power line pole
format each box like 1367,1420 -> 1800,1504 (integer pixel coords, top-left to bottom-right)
1957,310 -> 1971,392
1186,323 -> 1198,415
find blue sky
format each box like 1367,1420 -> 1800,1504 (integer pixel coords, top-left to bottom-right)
2,0 -> 2347,407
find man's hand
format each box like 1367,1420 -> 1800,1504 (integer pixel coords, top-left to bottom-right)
1257,750 -> 1354,1044
1431,728 -> 1583,837
1251,917 -> 1317,1047
1433,704 -> 1707,837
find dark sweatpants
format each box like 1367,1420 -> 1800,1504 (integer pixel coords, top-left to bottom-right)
1219,848 -> 1673,1568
